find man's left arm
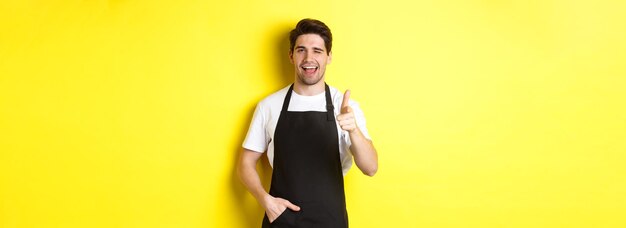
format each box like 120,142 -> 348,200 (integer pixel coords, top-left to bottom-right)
336,90 -> 378,176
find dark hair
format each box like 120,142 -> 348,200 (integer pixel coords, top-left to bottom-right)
289,18 -> 332,54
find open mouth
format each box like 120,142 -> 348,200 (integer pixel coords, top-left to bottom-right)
301,66 -> 319,74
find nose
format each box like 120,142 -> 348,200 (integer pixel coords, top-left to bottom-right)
304,51 -> 313,61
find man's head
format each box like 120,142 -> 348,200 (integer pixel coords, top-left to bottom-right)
289,19 -> 333,86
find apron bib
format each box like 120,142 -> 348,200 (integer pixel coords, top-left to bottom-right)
262,84 -> 348,228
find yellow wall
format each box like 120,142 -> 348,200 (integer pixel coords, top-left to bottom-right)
1,0 -> 625,227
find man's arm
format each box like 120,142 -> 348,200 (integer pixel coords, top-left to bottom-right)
237,148 -> 300,222
347,127 -> 378,176
336,90 -> 378,176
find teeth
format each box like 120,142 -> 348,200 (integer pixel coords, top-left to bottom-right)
303,66 -> 317,69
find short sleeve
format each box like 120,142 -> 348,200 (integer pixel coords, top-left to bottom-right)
242,103 -> 268,153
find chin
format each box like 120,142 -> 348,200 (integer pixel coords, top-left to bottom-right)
299,76 -> 323,85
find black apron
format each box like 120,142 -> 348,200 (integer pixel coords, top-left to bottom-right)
262,84 -> 348,228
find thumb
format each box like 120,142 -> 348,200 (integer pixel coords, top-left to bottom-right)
341,90 -> 351,113
284,200 -> 301,211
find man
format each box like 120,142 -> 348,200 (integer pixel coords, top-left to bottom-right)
237,18 -> 378,228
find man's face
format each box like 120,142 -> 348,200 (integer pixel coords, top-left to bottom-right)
290,34 -> 332,86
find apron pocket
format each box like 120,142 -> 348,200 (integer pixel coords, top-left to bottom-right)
298,201 -> 346,227
272,209 -> 298,226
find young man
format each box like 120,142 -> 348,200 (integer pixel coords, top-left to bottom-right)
237,18 -> 378,228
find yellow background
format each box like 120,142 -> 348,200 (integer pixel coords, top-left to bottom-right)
1,0 -> 625,227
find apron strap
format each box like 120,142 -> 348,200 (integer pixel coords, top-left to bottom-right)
325,83 -> 335,121
281,84 -> 295,112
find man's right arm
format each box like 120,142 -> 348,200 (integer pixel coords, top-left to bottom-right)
237,148 -> 300,222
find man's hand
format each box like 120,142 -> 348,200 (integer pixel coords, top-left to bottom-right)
262,195 -> 300,223
337,90 -> 357,133
335,90 -> 378,176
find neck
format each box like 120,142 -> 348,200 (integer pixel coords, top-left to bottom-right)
293,80 -> 325,96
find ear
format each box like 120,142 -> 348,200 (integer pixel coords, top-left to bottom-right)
327,51 -> 332,64
289,50 -> 294,64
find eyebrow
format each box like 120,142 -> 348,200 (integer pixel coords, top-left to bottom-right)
295,46 -> 326,52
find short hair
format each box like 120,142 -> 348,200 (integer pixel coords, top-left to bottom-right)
289,18 -> 333,54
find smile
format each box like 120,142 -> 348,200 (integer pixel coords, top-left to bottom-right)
301,66 -> 319,74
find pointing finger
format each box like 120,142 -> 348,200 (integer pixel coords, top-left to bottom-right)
341,90 -> 351,112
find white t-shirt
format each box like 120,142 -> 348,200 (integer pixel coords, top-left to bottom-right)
242,85 -> 371,175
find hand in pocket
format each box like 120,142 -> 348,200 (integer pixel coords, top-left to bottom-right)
263,195 -> 300,223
